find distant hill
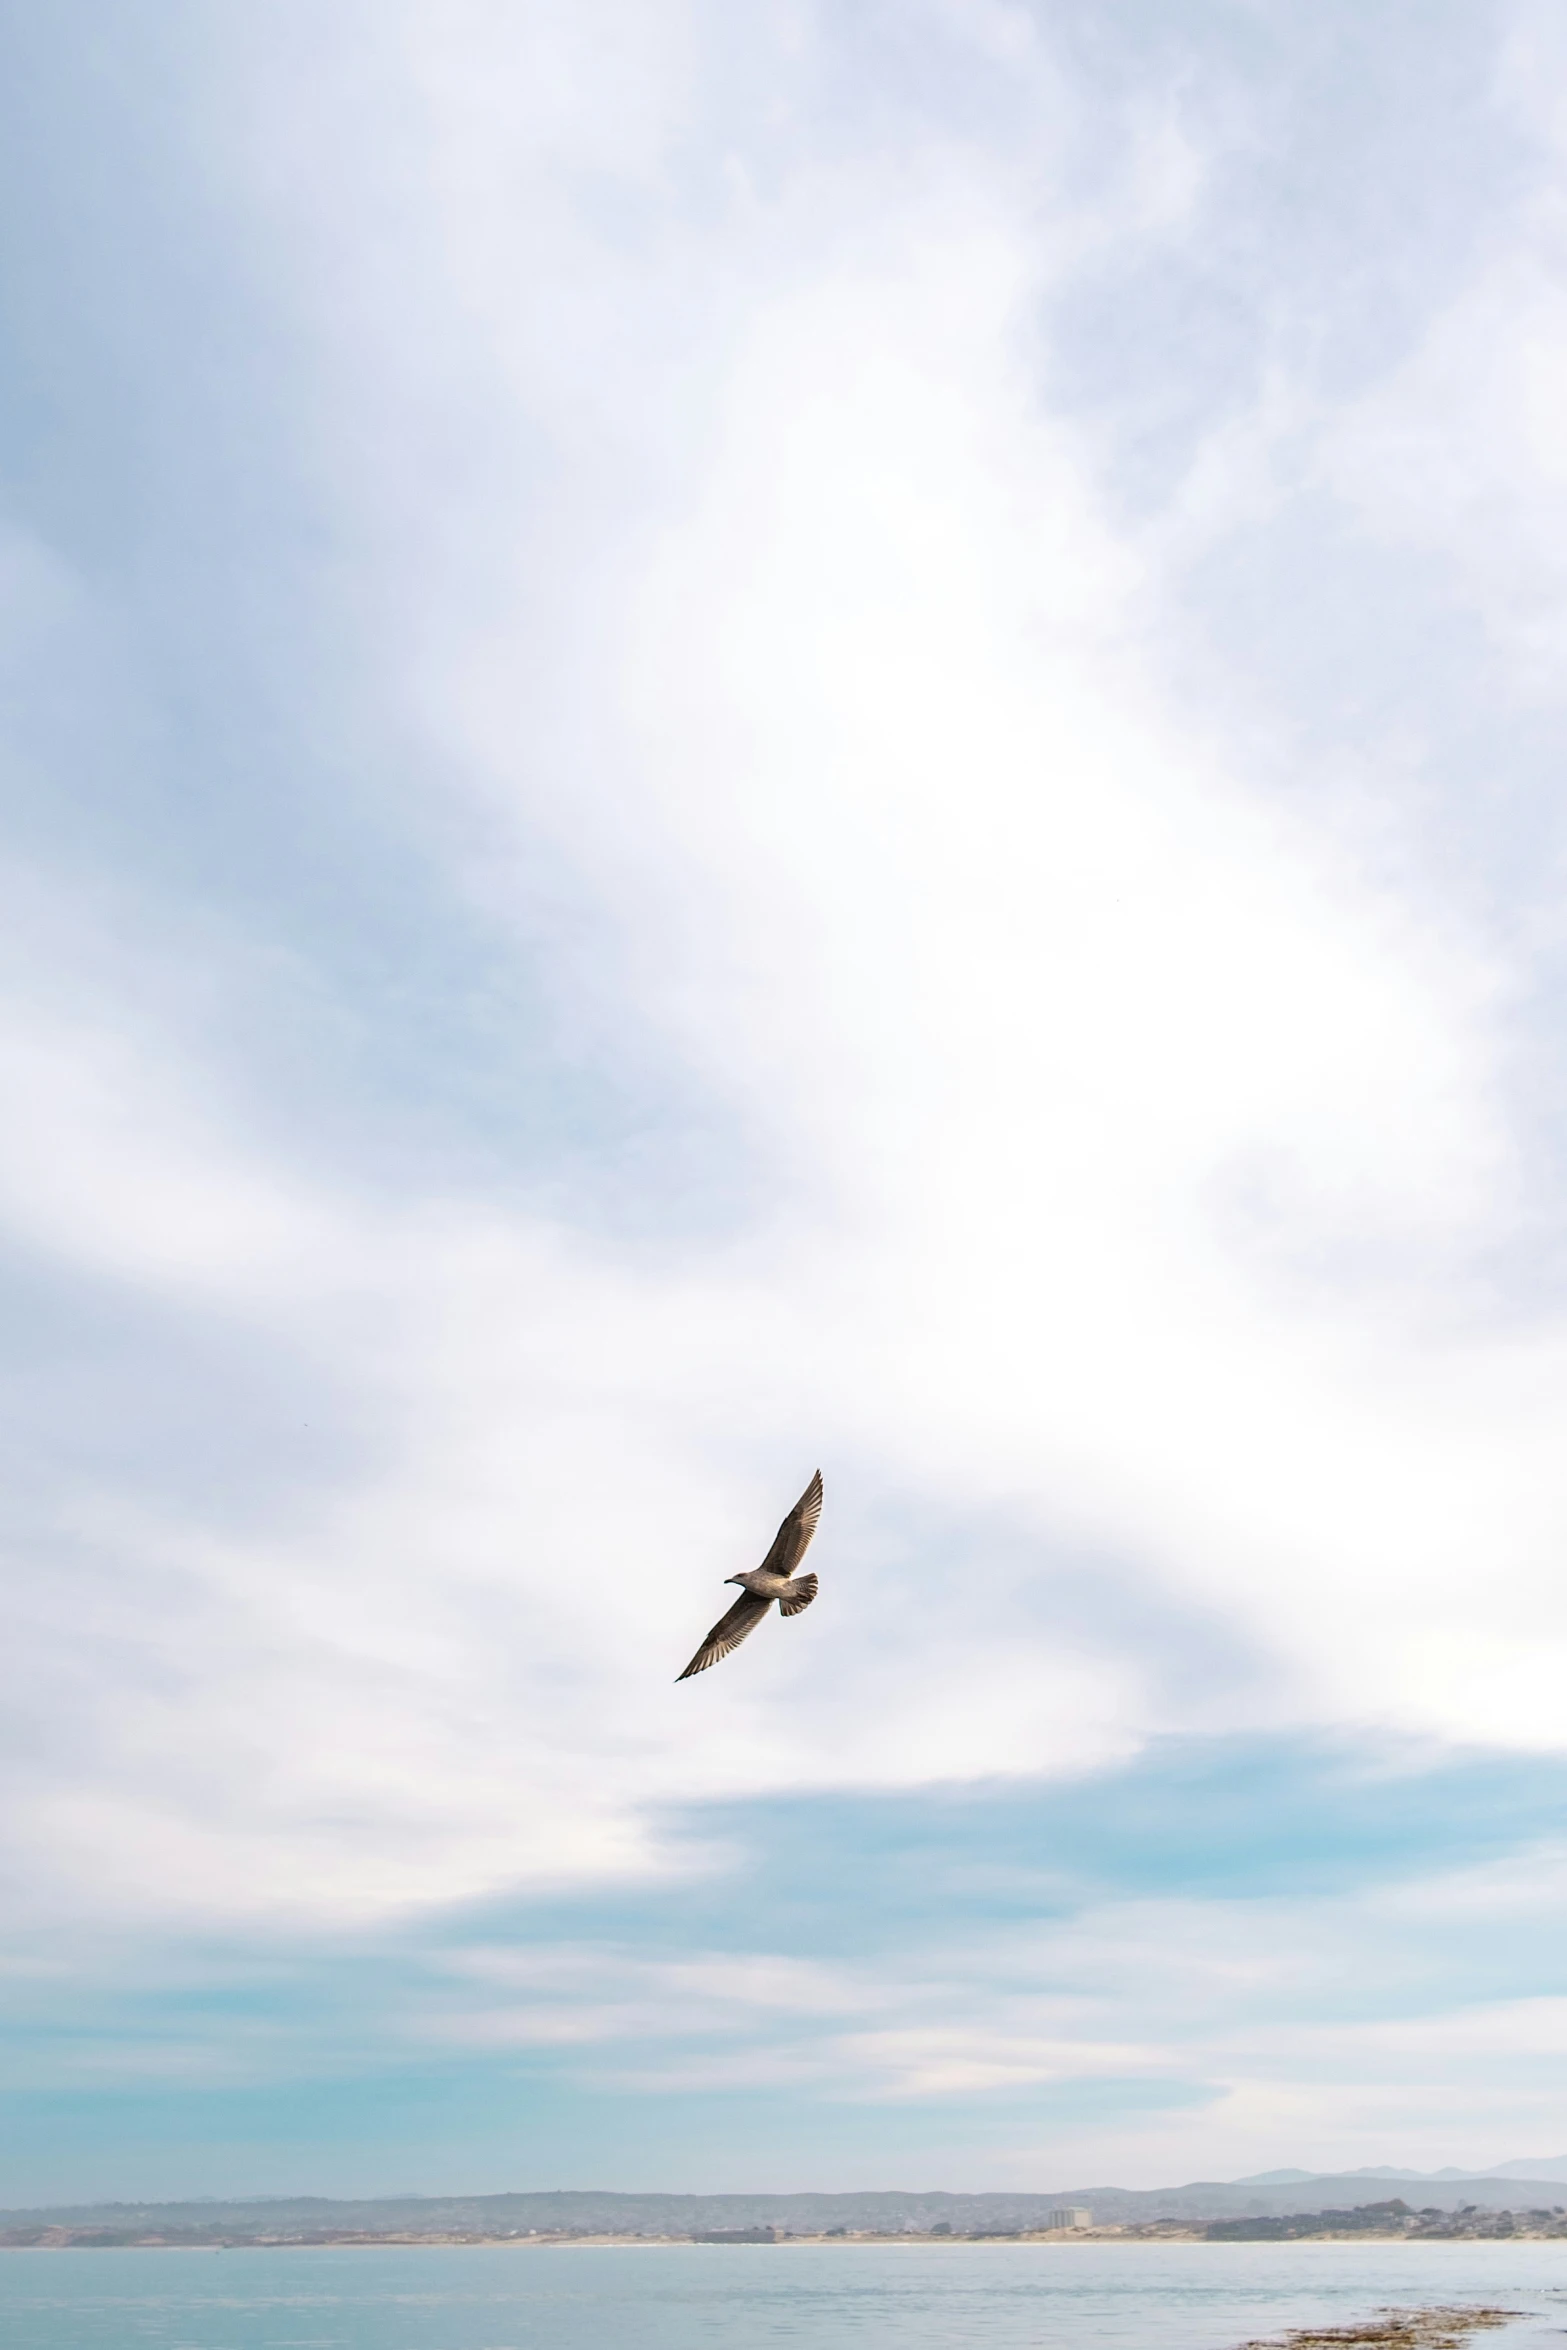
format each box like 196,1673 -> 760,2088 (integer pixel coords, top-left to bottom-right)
2,2171 -> 1564,2244
1241,2158 -> 1567,2184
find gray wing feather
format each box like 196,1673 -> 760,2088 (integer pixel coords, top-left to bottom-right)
676,1590 -> 772,1681
757,1469 -> 823,1579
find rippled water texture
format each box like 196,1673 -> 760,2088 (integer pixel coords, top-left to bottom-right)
2,2240 -> 1566,2350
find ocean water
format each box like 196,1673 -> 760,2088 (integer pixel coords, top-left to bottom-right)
1,2239 -> 1565,2350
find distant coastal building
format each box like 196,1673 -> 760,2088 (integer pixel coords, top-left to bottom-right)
1047,2208 -> 1092,2231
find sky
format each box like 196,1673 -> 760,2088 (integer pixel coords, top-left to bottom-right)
5,0 -> 1567,2205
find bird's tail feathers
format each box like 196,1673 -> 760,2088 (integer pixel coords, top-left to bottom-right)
778,1573 -> 818,1617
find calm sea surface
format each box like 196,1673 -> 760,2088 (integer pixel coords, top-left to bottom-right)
2,2240 -> 1566,2350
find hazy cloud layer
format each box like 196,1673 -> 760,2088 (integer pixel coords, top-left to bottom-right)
3,0 -> 1567,2191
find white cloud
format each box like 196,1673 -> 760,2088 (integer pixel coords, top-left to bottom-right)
4,28 -> 1567,2232
5,0 -> 1567,1960
294,0 -> 1567,1764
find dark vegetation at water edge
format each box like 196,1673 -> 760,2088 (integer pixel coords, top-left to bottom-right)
1208,2199 -> 1567,2242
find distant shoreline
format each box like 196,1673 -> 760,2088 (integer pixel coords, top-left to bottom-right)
6,2232 -> 1567,2251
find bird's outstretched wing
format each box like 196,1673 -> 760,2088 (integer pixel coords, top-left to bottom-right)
778,1571 -> 818,1618
676,1590 -> 772,1681
757,1469 -> 823,1579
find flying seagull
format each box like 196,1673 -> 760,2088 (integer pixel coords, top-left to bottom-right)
676,1470 -> 823,1681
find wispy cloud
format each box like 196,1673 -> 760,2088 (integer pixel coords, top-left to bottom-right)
3,0 -> 1567,2195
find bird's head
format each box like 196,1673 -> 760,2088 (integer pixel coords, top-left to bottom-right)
724,1574 -> 745,1587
